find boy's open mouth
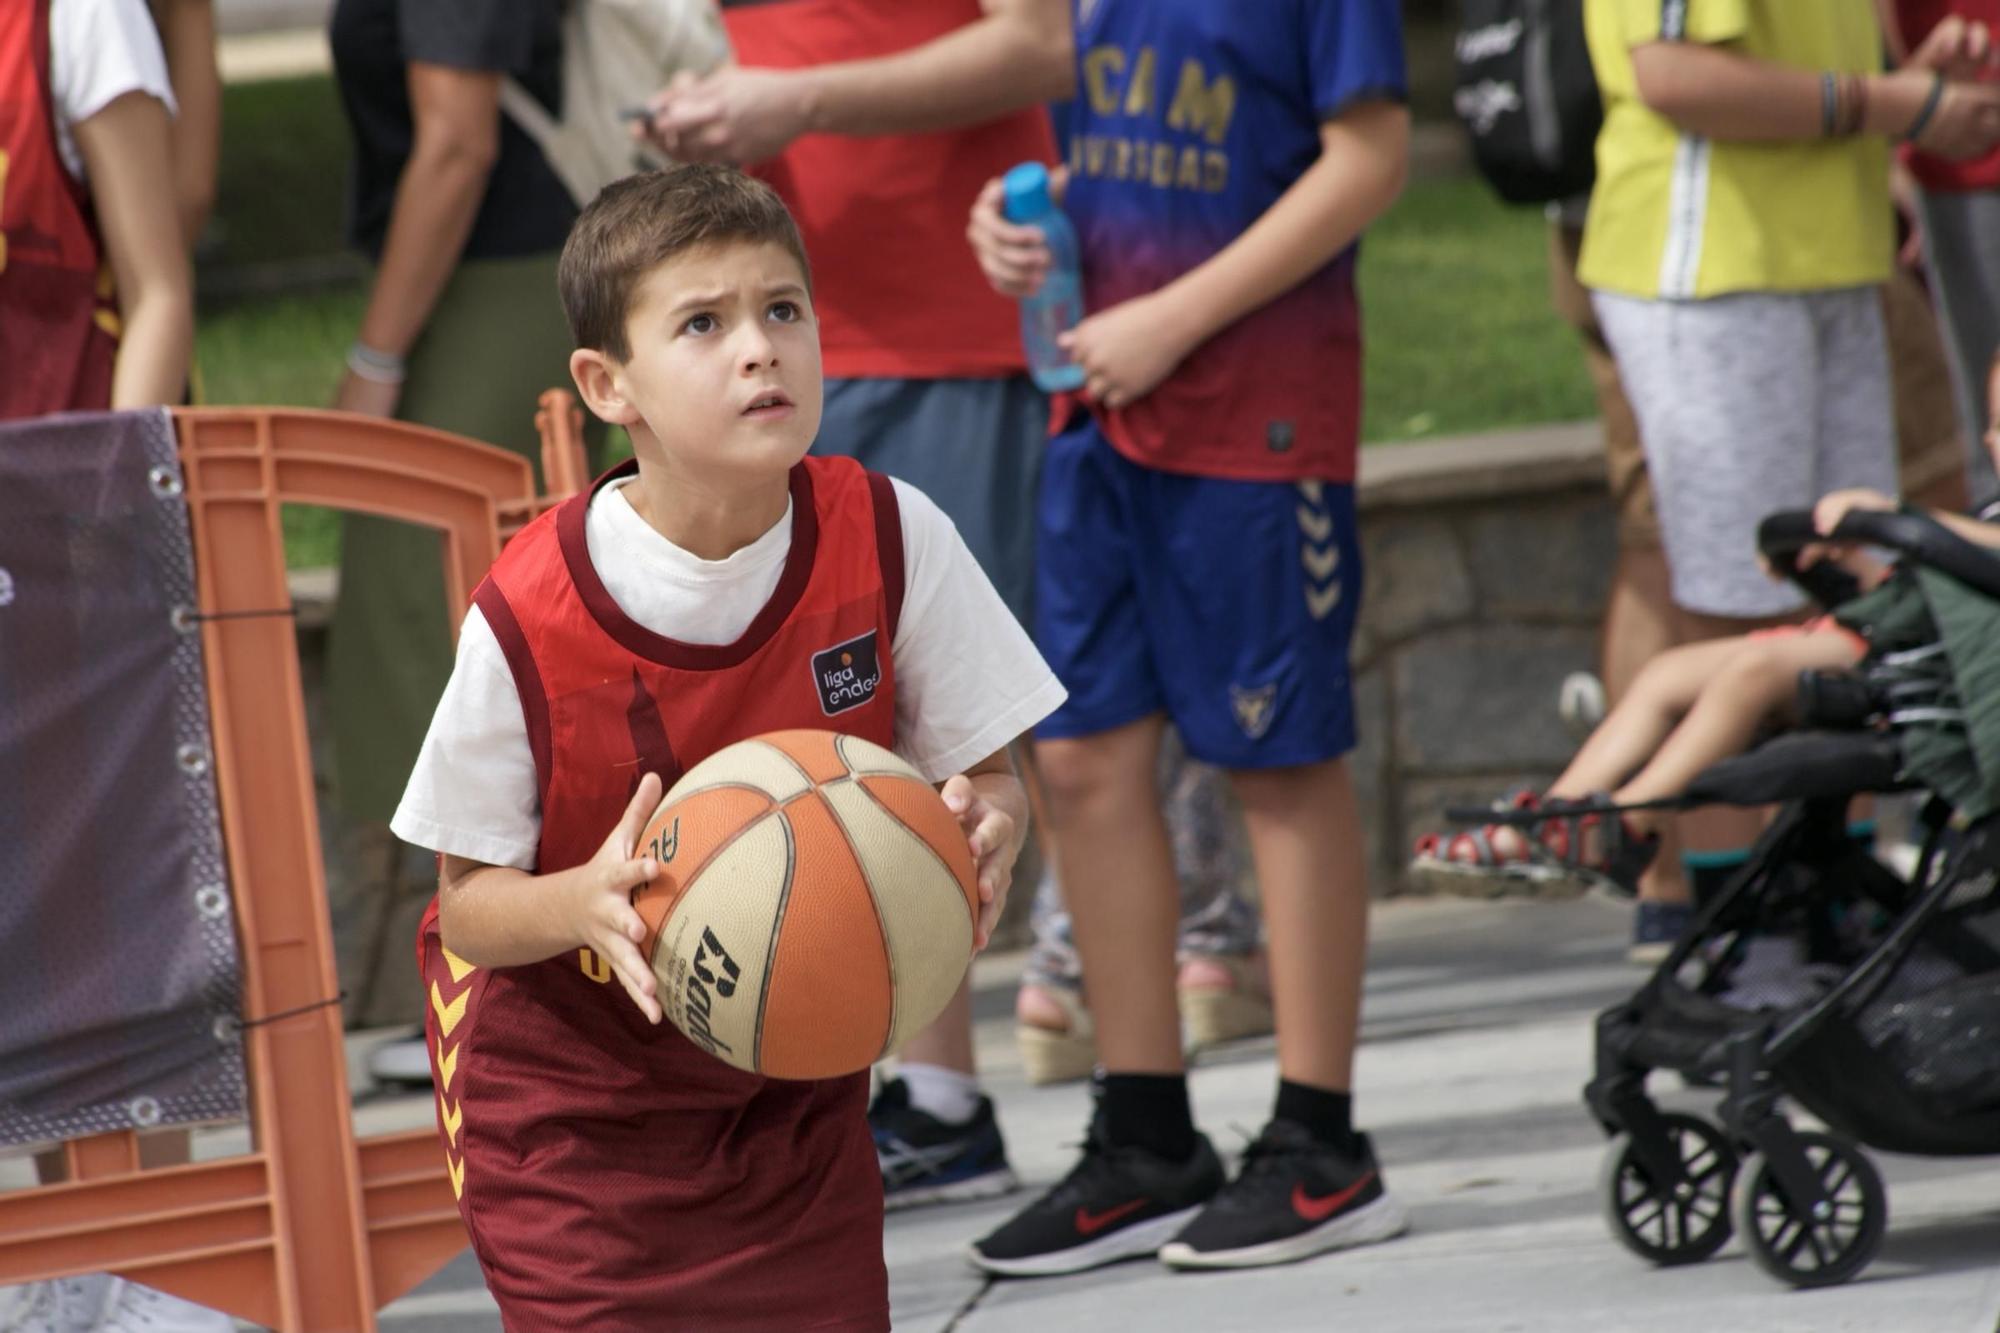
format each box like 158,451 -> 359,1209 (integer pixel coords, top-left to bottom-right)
742,390 -> 793,416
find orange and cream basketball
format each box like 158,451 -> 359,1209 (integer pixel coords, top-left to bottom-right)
631,729 -> 978,1080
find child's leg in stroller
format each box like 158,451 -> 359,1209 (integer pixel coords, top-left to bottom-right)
1545,635 -> 1762,801
1610,628 -> 1869,817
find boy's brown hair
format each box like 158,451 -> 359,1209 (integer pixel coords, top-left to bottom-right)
559,164 -> 812,363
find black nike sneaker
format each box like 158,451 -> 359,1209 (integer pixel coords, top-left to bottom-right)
969,1120 -> 1225,1277
1158,1119 -> 1407,1270
869,1077 -> 1019,1210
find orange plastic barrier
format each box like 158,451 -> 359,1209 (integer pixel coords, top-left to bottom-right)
0,393 -> 592,1330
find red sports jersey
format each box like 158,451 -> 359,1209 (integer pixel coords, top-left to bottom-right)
1898,0 -> 2000,192
418,456 -> 905,1332
720,0 -> 1054,380
0,0 -> 117,419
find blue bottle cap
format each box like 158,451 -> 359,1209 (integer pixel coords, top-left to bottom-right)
1001,162 -> 1052,222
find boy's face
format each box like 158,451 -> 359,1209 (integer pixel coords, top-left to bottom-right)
598,239 -> 821,479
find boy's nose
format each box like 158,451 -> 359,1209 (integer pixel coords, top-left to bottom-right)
738,325 -> 779,371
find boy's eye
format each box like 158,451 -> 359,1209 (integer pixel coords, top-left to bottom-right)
768,301 -> 800,323
682,313 -> 717,335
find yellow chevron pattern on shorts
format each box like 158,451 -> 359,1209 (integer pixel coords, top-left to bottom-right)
430,981 -> 469,1037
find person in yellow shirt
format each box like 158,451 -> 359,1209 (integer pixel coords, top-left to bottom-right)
1576,0 -> 2000,952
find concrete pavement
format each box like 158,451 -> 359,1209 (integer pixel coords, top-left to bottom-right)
337,895 -> 2000,1332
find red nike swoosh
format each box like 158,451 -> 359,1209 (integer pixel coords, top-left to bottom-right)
1074,1198 -> 1149,1236
1292,1170 -> 1376,1223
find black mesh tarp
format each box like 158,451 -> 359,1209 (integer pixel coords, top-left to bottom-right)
0,409 -> 245,1148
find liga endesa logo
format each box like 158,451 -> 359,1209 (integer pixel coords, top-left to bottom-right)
810,630 -> 883,716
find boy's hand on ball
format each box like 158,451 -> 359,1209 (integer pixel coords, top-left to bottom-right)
577,773 -> 667,1024
941,774 -> 1018,952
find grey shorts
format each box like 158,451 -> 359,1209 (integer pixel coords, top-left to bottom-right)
813,375 -> 1046,628
1592,287 -> 1896,619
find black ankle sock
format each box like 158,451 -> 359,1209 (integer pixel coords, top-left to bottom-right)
1274,1079 -> 1356,1151
1100,1073 -> 1199,1161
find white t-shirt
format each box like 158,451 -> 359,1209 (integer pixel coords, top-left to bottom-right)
392,476 -> 1067,870
49,0 -> 177,182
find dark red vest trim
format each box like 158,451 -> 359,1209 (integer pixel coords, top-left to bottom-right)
867,470 -> 905,642
474,578 -> 552,811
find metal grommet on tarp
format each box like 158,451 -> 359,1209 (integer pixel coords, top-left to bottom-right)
0,408 -> 247,1150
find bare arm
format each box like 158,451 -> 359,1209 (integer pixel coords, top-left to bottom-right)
334,62 -> 501,415
1629,39 -> 2000,155
643,0 -> 1073,165
74,91 -> 192,408
438,775 -> 667,1022
1059,100 -> 1409,410
148,0 -> 219,248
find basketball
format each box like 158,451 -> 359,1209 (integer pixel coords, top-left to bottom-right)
630,729 -> 979,1079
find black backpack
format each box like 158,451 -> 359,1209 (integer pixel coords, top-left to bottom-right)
1452,0 -> 1603,205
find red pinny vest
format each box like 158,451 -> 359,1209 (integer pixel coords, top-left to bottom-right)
417,456 -> 903,1332
0,0 -> 118,419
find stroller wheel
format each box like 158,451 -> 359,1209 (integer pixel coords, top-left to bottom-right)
1731,1132 -> 1886,1289
1599,1113 -> 1737,1266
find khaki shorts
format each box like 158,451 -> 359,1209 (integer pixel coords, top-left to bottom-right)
1549,223 -> 1655,549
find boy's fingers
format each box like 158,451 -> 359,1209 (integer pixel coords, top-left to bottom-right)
613,774 -> 665,855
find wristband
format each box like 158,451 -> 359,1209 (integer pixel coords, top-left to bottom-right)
1903,72 -> 1946,143
1846,73 -> 1870,137
1820,71 -> 1840,136
346,341 -> 407,384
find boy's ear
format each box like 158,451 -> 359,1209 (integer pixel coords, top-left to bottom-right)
570,348 -> 641,426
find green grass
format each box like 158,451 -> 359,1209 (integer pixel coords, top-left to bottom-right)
195,169 -> 1586,567
203,77 -> 353,273
1359,176 -> 1594,442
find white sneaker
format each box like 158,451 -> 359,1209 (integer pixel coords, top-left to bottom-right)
366,1034 -> 433,1089
0,1276 -> 111,1333
96,1279 -> 234,1332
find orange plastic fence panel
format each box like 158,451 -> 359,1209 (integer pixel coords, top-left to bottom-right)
0,406 -> 563,1331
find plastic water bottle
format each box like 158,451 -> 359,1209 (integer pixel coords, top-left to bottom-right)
1000,162 -> 1086,393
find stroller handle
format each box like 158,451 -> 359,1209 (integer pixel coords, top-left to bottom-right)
1757,508 -> 2000,604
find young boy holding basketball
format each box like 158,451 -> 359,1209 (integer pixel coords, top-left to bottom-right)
963,0 -> 1411,1274
389,164 -> 1063,1331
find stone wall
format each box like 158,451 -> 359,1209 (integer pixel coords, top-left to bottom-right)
1348,423 -> 1613,900
295,421 -> 1617,1027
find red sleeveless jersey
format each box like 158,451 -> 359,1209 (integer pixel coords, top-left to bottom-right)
0,0 -> 118,419
417,456 -> 904,1332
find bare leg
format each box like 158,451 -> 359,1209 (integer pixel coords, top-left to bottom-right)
1614,630 -> 1866,817
1232,757 -> 1368,1091
1600,545 -> 1691,901
903,741 -> 1046,1074
1035,716 -> 1182,1073
895,977 -> 975,1072
1670,607 -> 1804,857
1548,636 -> 1760,800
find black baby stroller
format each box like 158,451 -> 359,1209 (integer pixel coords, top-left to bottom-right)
1450,505 -> 2000,1289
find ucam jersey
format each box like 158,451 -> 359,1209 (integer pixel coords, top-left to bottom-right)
1063,0 -> 1406,483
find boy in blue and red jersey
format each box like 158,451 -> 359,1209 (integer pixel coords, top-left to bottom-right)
966,0 -> 1412,1274
390,165 -> 1063,1330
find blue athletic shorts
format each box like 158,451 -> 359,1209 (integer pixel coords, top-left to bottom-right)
1033,412 -> 1362,769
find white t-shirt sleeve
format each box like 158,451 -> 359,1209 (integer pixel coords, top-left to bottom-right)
49,0 -> 177,181
889,478 -> 1067,782
390,606 -> 544,870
